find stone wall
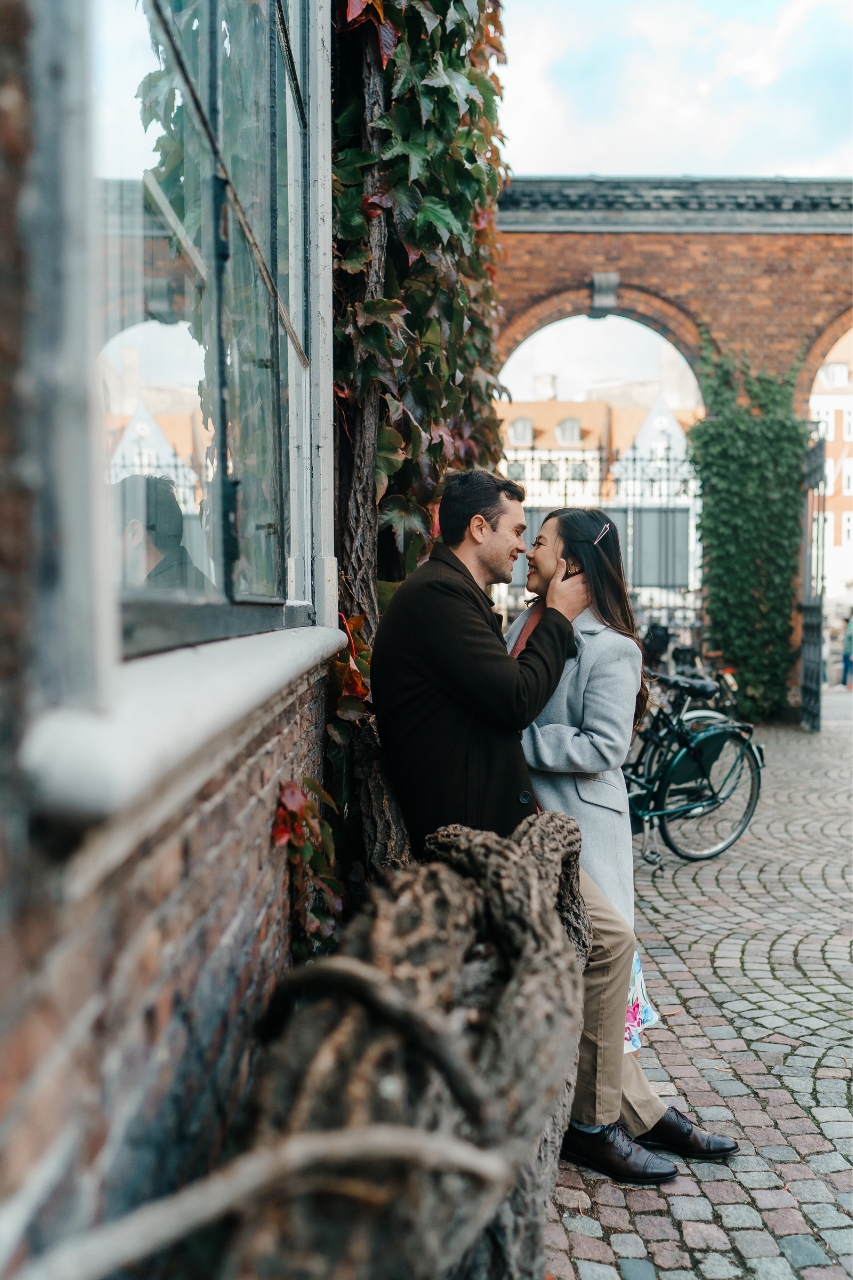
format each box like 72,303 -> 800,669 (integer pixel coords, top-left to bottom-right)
0,669 -> 327,1272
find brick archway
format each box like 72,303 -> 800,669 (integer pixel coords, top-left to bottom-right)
495,179 -> 852,417
496,284 -> 706,373
794,306 -> 853,417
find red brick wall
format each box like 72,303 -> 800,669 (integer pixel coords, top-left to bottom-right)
495,231 -> 852,413
0,670 -> 327,1267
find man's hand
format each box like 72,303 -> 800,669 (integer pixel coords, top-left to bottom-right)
546,559 -> 589,622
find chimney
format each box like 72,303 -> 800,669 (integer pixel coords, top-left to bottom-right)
533,373 -> 557,400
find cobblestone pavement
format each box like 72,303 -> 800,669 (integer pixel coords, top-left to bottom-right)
545,721 -> 853,1280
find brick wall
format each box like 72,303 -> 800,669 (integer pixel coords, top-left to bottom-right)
0,669 -> 328,1269
495,231 -> 852,409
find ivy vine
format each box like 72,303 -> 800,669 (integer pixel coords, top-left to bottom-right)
691,346 -> 811,722
333,0 -> 507,592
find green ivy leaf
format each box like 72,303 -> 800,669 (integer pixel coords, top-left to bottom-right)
375,425 -> 407,501
337,245 -> 373,274
417,195 -> 464,243
411,0 -> 440,35
378,492 -> 432,553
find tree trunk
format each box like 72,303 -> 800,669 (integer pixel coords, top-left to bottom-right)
224,811 -> 589,1280
339,30 -> 387,639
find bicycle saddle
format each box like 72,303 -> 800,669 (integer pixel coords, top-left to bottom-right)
655,672 -> 719,699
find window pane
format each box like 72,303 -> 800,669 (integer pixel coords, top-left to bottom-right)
224,218 -> 283,598
94,0 -> 219,597
220,0 -> 272,265
149,0 -> 209,112
276,39 -> 305,347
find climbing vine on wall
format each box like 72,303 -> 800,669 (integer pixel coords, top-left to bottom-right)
691,347 -> 811,722
333,0 -> 507,632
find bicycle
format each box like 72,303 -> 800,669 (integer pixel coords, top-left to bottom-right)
624,672 -> 764,862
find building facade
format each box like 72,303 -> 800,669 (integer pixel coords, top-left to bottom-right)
808,330 -> 853,607
0,0 -> 342,1265
493,396 -> 701,629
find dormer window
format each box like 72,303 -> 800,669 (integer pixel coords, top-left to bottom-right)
555,417 -> 581,446
508,417 -> 534,446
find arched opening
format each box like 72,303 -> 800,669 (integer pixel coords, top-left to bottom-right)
806,327 -> 853,688
495,285 -> 706,372
493,315 -> 706,655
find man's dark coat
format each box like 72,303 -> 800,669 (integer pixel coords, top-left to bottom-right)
371,543 -> 576,854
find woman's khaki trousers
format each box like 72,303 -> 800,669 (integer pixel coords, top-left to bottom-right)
570,869 -> 669,1135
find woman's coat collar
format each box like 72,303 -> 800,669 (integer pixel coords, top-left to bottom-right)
572,607 -> 605,636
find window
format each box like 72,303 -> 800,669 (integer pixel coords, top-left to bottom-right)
810,403 -> 835,442
508,417 -> 534,446
507,461 -> 525,482
555,417 -> 581,446
843,512 -> 853,545
842,460 -> 853,497
818,363 -> 850,389
571,462 -> 589,482
825,458 -> 835,496
94,0 -> 311,653
539,461 -> 558,482
843,408 -> 853,442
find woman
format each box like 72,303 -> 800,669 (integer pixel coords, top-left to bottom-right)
506,507 -> 657,1052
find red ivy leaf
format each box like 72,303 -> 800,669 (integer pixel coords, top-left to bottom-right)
280,780 -> 306,818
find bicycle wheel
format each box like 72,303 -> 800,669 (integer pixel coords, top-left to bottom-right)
658,729 -> 761,861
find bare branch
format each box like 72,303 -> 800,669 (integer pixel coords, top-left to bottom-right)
269,956 -> 500,1138
12,1127 -> 512,1280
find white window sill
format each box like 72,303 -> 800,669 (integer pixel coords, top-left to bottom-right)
21,627 -> 346,826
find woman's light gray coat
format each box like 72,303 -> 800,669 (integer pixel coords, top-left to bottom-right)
505,606 -> 641,926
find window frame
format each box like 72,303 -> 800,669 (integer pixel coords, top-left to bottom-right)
98,0 -> 327,658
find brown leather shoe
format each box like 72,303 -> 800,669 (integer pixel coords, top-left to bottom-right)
637,1106 -> 739,1160
561,1122 -> 678,1185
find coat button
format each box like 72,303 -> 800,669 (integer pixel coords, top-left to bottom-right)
519,791 -> 532,805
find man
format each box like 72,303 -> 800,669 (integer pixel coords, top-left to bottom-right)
372,470 -> 738,1184
114,474 -> 211,592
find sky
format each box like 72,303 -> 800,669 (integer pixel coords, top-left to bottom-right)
500,315 -> 672,401
496,0 -> 851,398
92,0 -> 162,179
498,0 -> 853,178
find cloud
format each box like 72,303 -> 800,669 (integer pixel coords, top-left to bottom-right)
499,0 -> 853,176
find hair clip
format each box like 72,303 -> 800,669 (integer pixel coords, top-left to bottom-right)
593,522 -> 610,546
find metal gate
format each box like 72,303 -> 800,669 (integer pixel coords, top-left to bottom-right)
800,438 -> 826,732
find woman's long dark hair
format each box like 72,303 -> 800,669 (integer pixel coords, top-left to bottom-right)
542,507 -> 649,726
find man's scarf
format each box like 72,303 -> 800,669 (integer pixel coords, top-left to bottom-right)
509,599 -> 546,657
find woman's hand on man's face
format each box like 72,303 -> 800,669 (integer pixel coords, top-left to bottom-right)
546,558 -> 589,622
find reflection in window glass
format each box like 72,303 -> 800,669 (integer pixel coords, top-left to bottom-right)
94,0 -> 219,596
220,0 -> 272,260
224,221 -> 282,598
276,37 -> 305,346
150,0 -> 208,106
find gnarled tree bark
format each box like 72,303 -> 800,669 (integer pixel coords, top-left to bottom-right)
339,30 -> 387,640
224,812 -> 588,1280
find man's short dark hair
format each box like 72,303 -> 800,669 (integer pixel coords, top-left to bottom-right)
439,469 -> 526,548
115,474 -> 183,553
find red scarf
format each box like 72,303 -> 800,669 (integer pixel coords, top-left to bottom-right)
510,599 -> 546,657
